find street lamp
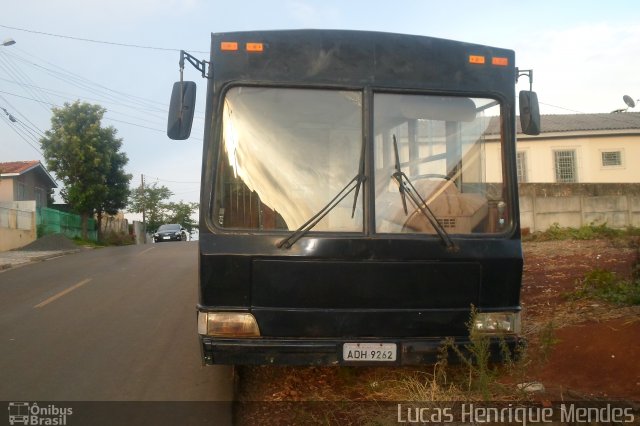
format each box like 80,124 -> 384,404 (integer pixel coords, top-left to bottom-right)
2,38 -> 16,47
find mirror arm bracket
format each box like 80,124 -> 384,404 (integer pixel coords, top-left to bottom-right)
516,68 -> 533,92
179,50 -> 211,81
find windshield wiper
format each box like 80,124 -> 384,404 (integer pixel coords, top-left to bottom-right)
391,135 -> 457,251
277,173 -> 366,249
392,135 -> 409,216
351,130 -> 367,218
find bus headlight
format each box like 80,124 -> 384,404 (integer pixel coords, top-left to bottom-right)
473,312 -> 521,334
198,312 -> 261,337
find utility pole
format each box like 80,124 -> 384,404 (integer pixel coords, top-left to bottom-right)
141,173 -> 147,243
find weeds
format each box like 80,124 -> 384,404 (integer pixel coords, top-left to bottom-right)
523,222 -> 637,242
571,268 -> 640,306
437,307 -> 510,400
101,231 -> 135,246
72,237 -> 105,248
536,320 -> 560,363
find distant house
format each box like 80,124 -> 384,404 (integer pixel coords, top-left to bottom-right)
0,161 -> 57,207
513,112 -> 640,183
479,112 -> 640,232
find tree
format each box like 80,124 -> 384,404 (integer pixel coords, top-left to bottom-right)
40,101 -> 132,240
164,201 -> 199,232
129,183 -> 199,234
128,182 -> 173,233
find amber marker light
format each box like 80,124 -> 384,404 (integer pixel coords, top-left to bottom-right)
468,55 -> 486,65
246,42 -> 264,52
220,41 -> 239,51
492,57 -> 509,67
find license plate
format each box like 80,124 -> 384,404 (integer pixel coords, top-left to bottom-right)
343,342 -> 397,362
163,236 -> 170,240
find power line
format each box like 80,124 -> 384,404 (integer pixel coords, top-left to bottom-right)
0,54 -> 53,112
0,89 -> 55,105
0,111 -> 43,156
0,93 -> 46,135
0,23 -> 208,54
0,89 -> 203,141
143,174 -> 200,184
5,49 -> 168,114
2,48 -> 206,120
0,78 -> 168,126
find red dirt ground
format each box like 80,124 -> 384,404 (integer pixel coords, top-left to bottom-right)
237,239 -> 640,413
535,318 -> 640,399
521,239 -> 640,401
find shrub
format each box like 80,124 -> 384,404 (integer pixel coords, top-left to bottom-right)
102,231 -> 135,246
523,223 -> 635,242
572,268 -> 640,306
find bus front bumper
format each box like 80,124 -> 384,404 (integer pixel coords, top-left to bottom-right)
200,336 -> 520,366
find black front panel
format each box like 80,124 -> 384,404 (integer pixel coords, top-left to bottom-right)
252,309 -> 470,338
251,260 -> 481,309
250,260 -> 480,338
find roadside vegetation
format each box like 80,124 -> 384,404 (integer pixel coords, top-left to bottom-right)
128,182 -> 199,235
523,222 -> 640,242
571,268 -> 640,306
40,101 -> 132,241
70,229 -> 136,248
525,223 -> 640,306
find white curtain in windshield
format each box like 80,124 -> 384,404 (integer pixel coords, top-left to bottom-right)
216,87 -> 363,232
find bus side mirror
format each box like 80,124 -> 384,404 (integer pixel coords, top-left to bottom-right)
167,81 -> 197,140
519,91 -> 540,135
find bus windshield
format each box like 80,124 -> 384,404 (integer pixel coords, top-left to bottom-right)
214,87 -> 506,235
215,87 -> 363,232
374,93 -> 504,235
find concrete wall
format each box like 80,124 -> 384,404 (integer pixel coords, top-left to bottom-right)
132,221 -> 148,245
519,183 -> 640,232
101,214 -> 129,235
0,201 -> 36,251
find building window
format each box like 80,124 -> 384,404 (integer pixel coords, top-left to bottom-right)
35,187 -> 44,207
601,151 -> 622,167
16,181 -> 27,201
554,150 -> 577,183
516,151 -> 527,182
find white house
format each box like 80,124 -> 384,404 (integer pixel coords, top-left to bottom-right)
514,112 -> 640,183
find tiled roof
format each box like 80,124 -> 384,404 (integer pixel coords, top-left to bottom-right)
535,112 -> 640,133
487,112 -> 640,135
0,160 -> 57,188
0,160 -> 41,175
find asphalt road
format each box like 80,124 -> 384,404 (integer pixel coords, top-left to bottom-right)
0,242 -> 233,423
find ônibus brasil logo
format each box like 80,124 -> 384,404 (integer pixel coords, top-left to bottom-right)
7,402 -> 73,425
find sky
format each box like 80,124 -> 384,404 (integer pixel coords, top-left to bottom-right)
1,0 -> 639,216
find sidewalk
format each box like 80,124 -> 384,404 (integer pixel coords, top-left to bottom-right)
0,249 -> 80,271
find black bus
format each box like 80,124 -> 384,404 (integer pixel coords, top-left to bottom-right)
168,29 -> 540,365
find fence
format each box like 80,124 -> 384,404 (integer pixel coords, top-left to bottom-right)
519,183 -> 640,233
0,206 -> 32,230
0,201 -> 37,251
37,207 -> 97,241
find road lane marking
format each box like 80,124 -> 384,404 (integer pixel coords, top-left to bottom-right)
34,278 -> 92,309
44,255 -> 65,261
136,247 -> 155,257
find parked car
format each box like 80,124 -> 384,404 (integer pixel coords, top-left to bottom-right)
153,224 -> 188,242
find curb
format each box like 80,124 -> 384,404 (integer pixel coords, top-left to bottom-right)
0,249 -> 81,272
